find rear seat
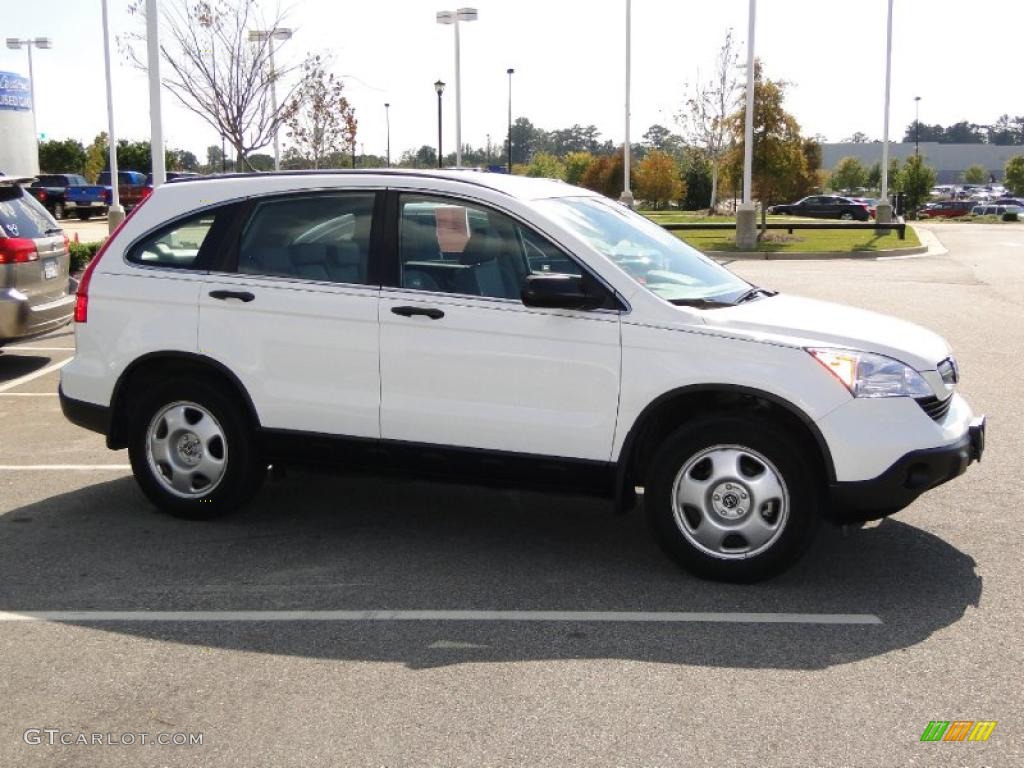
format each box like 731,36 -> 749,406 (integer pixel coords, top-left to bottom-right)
242,241 -> 367,284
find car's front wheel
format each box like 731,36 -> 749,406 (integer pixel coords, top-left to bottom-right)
646,415 -> 820,582
128,378 -> 265,519
840,211 -> 854,220
53,202 -> 65,220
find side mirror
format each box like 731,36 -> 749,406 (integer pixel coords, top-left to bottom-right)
521,273 -> 606,311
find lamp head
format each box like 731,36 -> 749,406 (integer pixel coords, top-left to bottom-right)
34,37 -> 52,49
434,80 -> 445,95
6,38 -> 22,50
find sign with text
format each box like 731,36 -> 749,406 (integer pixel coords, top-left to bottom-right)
0,72 -> 32,111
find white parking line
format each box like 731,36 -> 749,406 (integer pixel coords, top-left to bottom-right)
0,392 -> 58,397
3,346 -> 75,352
0,358 -> 71,393
0,610 -> 882,624
0,464 -> 131,471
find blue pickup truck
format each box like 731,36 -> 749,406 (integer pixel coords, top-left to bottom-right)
29,174 -> 110,221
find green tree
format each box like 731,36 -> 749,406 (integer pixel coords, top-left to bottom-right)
525,152 -> 565,180
38,139 -> 86,174
509,117 -> 541,164
563,151 -> 593,186
722,61 -> 813,232
580,151 -> 630,199
829,156 -> 867,193
84,133 -> 108,182
1004,155 -> 1024,196
866,161 -> 881,191
635,150 -> 683,210
679,149 -> 712,211
895,154 -> 937,215
962,164 -> 988,184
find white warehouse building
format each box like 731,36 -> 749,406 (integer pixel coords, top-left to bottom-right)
0,70 -> 39,177
822,142 -> 1024,184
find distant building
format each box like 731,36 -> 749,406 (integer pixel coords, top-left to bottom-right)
822,142 -> 1024,184
0,70 -> 38,177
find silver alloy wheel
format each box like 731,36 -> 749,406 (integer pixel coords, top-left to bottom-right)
840,212 -> 854,220
671,444 -> 789,560
145,401 -> 228,498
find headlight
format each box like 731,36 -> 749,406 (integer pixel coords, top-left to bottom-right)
807,348 -> 933,398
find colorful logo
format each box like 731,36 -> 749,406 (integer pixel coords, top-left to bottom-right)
920,721 -> 996,742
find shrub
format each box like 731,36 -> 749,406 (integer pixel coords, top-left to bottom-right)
69,240 -> 104,273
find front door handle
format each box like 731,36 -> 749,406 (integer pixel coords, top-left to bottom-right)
209,290 -> 255,303
391,305 -> 444,320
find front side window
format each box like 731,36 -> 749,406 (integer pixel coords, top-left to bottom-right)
129,210 -> 217,269
535,195 -> 749,304
238,194 -> 375,284
398,195 -> 580,299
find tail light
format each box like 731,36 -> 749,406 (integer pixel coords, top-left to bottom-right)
0,237 -> 39,264
36,189 -> 48,203
140,186 -> 153,201
75,193 -> 150,323
102,188 -> 112,204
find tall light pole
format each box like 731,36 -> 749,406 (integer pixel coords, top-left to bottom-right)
145,0 -> 166,187
248,27 -> 293,172
5,36 -> 52,161
914,96 -> 921,155
735,0 -> 758,249
436,8 -> 477,167
99,0 -> 124,230
506,67 -> 514,174
384,102 -> 391,168
435,80 -> 445,168
619,0 -> 634,207
878,0 -> 894,223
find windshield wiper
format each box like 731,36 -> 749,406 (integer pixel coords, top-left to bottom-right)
44,227 -> 63,235
669,297 -> 733,308
733,287 -> 777,304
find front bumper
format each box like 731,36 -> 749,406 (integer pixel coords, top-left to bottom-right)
827,416 -> 986,522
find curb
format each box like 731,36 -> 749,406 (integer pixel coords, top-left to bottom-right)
705,224 -> 943,262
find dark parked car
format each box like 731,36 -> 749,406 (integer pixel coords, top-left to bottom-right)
28,174 -> 110,220
918,200 -> 974,219
97,170 -> 148,211
768,195 -> 871,221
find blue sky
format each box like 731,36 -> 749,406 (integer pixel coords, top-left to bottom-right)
0,0 -> 1011,161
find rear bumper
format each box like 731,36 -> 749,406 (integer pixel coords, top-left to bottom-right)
0,286 -> 75,343
827,416 -> 986,522
59,384 -> 111,437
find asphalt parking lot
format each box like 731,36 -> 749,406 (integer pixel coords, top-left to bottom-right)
1,221 -> 1021,767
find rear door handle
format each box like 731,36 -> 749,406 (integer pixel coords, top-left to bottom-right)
391,305 -> 444,320
209,290 -> 255,303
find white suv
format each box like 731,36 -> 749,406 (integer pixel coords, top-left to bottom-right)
60,171 -> 985,581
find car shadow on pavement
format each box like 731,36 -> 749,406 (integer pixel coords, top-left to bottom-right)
0,470 -> 982,670
0,354 -> 52,382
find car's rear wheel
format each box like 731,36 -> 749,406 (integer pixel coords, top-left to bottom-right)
646,415 -> 820,582
76,212 -> 90,221
128,378 -> 265,519
53,202 -> 64,220
840,211 -> 854,220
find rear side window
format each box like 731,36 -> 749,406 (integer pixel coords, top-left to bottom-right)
237,193 -> 375,285
128,210 -> 219,269
0,186 -> 56,239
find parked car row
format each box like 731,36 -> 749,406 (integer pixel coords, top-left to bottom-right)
767,195 -> 873,221
27,171 -> 203,221
917,199 -> 1024,219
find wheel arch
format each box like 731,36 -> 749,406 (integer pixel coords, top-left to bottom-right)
107,351 -> 260,450
614,384 -> 836,512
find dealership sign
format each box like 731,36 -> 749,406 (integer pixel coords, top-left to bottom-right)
0,72 -> 31,111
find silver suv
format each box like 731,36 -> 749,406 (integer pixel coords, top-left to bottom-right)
0,178 -> 74,345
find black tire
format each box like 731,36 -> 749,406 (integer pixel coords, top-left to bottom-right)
76,212 -> 91,221
53,202 -> 65,220
127,377 -> 265,519
840,211 -> 854,220
645,414 -> 820,582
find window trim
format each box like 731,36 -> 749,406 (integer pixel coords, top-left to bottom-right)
384,188 -> 627,311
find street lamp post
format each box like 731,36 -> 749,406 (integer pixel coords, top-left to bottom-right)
506,67 -> 514,174
99,0 -> 124,230
5,35 -> 52,166
436,8 -> 477,167
914,96 -> 921,155
248,27 -> 293,172
435,80 -> 445,168
384,102 -> 391,168
619,0 -> 634,207
877,0 -> 894,224
735,0 -> 758,249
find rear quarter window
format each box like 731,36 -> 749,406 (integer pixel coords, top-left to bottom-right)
127,204 -> 237,270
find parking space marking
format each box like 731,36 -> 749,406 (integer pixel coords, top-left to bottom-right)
0,392 -> 58,397
0,358 -> 71,393
2,346 -> 76,352
0,610 -> 882,625
0,464 -> 131,471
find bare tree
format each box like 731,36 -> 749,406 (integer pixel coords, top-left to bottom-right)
677,29 -> 741,212
285,55 -> 357,169
122,0 -> 302,169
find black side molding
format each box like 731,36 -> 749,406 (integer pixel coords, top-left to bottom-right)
59,385 -> 111,438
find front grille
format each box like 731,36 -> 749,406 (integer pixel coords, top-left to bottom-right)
916,395 -> 952,422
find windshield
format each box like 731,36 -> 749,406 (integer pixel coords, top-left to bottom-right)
535,196 -> 750,303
